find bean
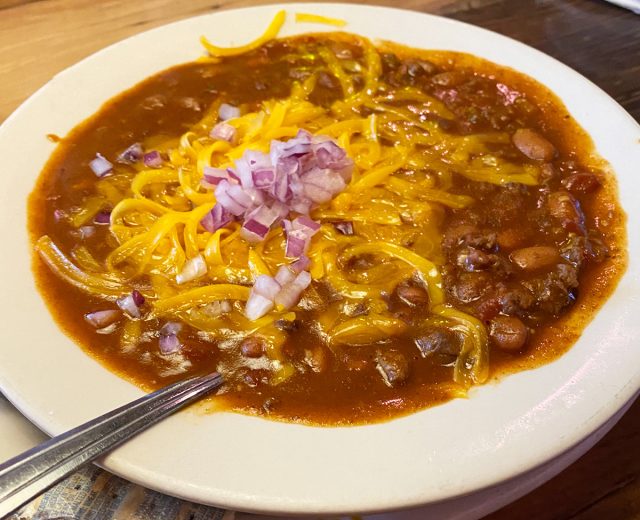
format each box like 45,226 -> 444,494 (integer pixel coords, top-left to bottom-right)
512,128 -> 556,161
497,228 -> 524,250
510,246 -> 559,271
561,172 -> 601,194
548,191 -> 585,234
489,316 -> 528,351
396,281 -> 429,306
240,336 -> 265,358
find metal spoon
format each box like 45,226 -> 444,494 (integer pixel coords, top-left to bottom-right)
0,372 -> 223,518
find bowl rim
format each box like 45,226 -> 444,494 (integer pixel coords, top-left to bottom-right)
0,3 -> 639,515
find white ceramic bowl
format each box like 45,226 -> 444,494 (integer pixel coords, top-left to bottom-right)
0,4 -> 639,517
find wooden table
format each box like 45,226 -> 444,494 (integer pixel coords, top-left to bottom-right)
1,0 -> 638,518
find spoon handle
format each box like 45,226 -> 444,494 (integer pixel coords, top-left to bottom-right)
0,372 -> 223,518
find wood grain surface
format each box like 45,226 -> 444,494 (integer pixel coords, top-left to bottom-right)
1,0 -> 638,518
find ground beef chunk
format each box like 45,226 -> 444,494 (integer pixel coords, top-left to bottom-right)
375,349 -> 410,387
455,246 -> 511,274
449,272 -> 492,303
522,264 -> 579,315
414,328 -> 461,358
548,191 -> 586,234
476,282 -> 535,321
561,172 -> 601,195
442,224 -> 496,251
395,279 -> 429,307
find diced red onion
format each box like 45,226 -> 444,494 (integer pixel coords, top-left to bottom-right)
293,215 -> 321,232
210,122 -> 237,142
290,255 -> 311,273
161,321 -> 182,335
282,217 -> 321,258
219,103 -> 241,121
244,263 -> 313,320
241,219 -> 270,243
245,293 -> 274,321
96,323 -> 119,335
215,180 -> 250,215
235,150 -> 272,189
275,265 -> 296,286
284,231 -> 308,258
253,274 -> 281,300
94,211 -> 111,225
159,322 -> 182,355
118,143 -> 144,164
143,151 -> 163,168
202,167 -> 236,188
252,168 -> 276,188
131,289 -> 145,306
89,153 -> 113,177
201,130 -> 353,256
313,140 -> 345,168
302,183 -> 333,204
116,290 -> 145,319
334,221 -> 354,235
201,203 -> 233,232
84,309 -> 121,328
176,255 -> 207,284
274,271 -> 312,309
54,209 -> 67,222
241,205 -> 279,243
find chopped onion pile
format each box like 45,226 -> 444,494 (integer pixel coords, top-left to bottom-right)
245,258 -> 313,320
200,129 -> 353,248
199,129 -> 352,320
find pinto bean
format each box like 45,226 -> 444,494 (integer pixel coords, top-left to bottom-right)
512,128 -> 556,161
510,246 -> 559,271
561,172 -> 601,194
450,272 -> 490,303
396,280 -> 429,307
548,190 -> 585,234
489,316 -> 528,351
497,228 -> 524,250
240,336 -> 265,358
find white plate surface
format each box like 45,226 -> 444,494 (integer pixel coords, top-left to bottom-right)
0,3 -> 639,516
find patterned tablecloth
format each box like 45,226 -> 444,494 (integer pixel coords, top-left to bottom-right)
8,465 -> 234,520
